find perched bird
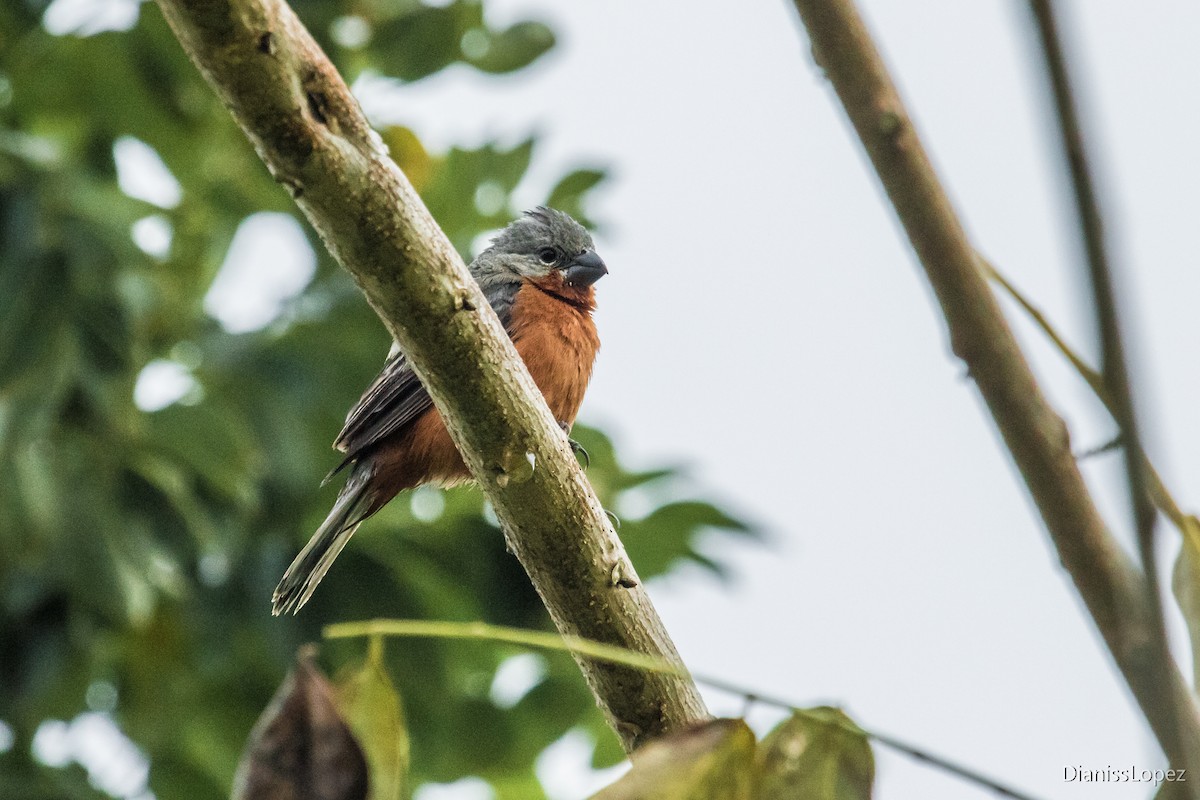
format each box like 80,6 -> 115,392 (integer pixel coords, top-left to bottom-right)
272,208 -> 608,615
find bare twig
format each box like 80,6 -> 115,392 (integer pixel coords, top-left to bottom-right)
788,0 -> 1200,773
154,0 -> 708,750
984,256 -> 1200,562
1025,0 -> 1178,752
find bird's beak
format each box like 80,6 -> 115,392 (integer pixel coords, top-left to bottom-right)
563,250 -> 608,287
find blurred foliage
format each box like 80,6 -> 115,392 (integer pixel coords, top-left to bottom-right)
0,1 -> 754,798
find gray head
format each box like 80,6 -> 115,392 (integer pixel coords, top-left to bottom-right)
470,208 -> 607,297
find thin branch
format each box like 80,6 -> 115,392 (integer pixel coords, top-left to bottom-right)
987,258 -> 1200,687
702,677 -> 1044,800
788,0 -> 1200,774
328,619 -> 1047,800
1026,0 -> 1178,754
981,259 -> 1105,397
982,257 -> 1197,543
153,0 -> 708,751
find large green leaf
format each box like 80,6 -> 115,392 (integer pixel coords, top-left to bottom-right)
336,638 -> 411,800
756,709 -> 874,800
590,719 -> 756,800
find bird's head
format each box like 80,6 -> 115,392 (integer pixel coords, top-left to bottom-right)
471,208 -> 608,306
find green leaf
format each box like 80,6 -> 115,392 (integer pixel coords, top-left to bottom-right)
336,637 -> 411,800
590,719 -> 755,800
421,137 -> 537,254
590,724 -> 626,769
490,772 -> 549,800
647,501 -> 752,534
468,22 -> 555,74
546,169 -> 606,228
382,127 -> 434,194
370,4 -> 554,82
371,6 -> 463,82
623,500 -> 755,578
756,708 -> 874,800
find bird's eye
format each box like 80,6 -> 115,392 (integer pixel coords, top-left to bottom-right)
537,247 -> 558,265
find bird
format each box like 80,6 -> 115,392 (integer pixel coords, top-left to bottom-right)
272,207 -> 608,615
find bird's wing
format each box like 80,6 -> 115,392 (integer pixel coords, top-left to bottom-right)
329,280 -> 520,473
332,351 -> 433,461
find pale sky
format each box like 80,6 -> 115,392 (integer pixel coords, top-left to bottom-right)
360,2 -> 1200,798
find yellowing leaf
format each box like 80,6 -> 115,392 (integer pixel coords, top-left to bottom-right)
336,636 -> 410,800
590,718 -> 755,800
382,127 -> 434,194
1171,516 -> 1200,687
757,708 -> 873,800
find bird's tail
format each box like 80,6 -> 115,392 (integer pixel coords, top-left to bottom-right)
272,467 -> 375,616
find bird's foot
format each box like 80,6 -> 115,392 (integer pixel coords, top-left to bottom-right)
570,438 -> 590,469
558,420 -> 590,469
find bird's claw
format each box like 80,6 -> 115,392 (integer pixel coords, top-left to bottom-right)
569,438 -> 590,469
604,509 -> 621,530
558,420 -> 590,469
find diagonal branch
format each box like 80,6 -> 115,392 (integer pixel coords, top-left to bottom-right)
153,0 -> 708,750
788,0 -> 1200,776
